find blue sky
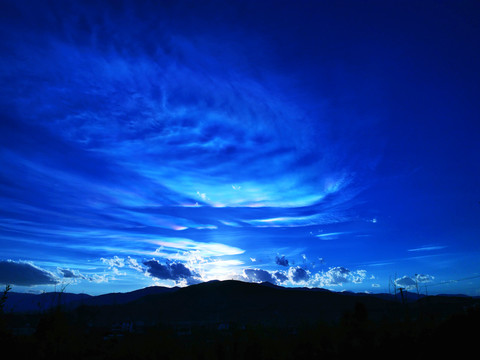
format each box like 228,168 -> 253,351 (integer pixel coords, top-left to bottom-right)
1,0 -> 479,296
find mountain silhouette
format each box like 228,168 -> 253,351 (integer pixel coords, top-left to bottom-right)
3,280 -> 479,359
4,285 -> 176,313
5,280 -> 478,327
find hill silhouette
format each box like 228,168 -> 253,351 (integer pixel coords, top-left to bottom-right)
5,280 -> 478,326
4,285 -> 177,313
2,280 -> 479,359
123,280 -> 400,325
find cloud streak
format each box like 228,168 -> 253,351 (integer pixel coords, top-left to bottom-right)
408,246 -> 446,252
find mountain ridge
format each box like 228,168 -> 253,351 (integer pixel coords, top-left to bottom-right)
4,280 -> 478,318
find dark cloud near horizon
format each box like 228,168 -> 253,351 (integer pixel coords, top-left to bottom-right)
243,268 -> 275,284
290,267 -> 309,283
0,260 -> 59,286
143,260 -> 196,282
273,271 -> 288,283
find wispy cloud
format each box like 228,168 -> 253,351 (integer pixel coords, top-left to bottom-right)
408,245 -> 447,252
314,232 -> 348,240
150,238 -> 245,258
244,213 -> 348,228
3,0 -> 449,295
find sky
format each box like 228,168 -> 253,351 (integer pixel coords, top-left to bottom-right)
0,0 -> 479,296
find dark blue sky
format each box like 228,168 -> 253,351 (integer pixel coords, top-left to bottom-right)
1,0 -> 479,295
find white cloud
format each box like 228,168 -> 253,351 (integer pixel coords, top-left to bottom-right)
196,191 -> 208,201
408,245 -> 446,252
149,238 -> 245,257
101,256 -> 125,268
314,266 -> 368,287
415,274 -> 435,283
100,255 -> 128,277
394,274 -> 435,290
352,269 -> 367,283
219,220 -> 242,227
245,213 -> 346,228
315,232 -> 347,240
198,259 -> 244,280
126,256 -> 144,272
395,276 -> 416,289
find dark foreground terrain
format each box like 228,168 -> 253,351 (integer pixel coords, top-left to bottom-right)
1,280 -> 478,359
